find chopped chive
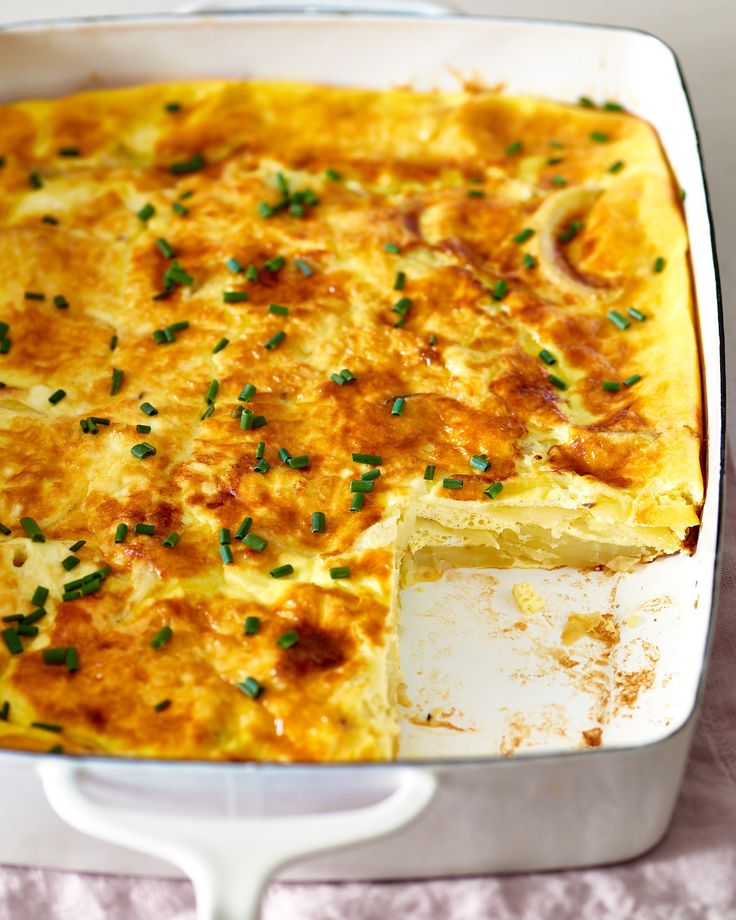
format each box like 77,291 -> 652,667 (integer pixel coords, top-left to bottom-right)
111,368 -> 124,395
48,389 -> 66,405
136,424 -> 152,434
428,334 -> 437,346
391,397 -> 406,416
470,454 -> 491,473
278,448 -> 292,463
270,564 -> 294,580
31,585 -> 49,607
257,203 -> 274,218
29,172 -> 43,189
24,291 -> 45,301
245,264 -> 259,282
20,517 -> 45,543
240,409 -> 254,430
539,348 -> 557,365
394,271 -> 407,291
295,258 -> 313,276
653,256 -> 666,273
0,337 -> 11,354
264,330 -> 286,350
264,256 -> 286,273
235,517 -> 253,540
484,482 -> 504,500
361,468 -> 381,481
680,188 -> 687,202
350,492 -> 365,512
311,511 -> 326,533
114,523 -> 128,543
53,295 -> 68,309
0,523 -> 10,536
602,381 -> 621,391
0,701 -> 7,723
223,290 -> 248,303
154,699 -> 171,712
326,168 -> 343,181
137,203 -> 155,221
244,616 -> 260,636
22,609 -> 47,626
608,160 -> 624,174
80,418 -> 89,434
156,238 -> 176,259
384,243 -> 400,254
205,379 -> 219,404
42,215 -> 58,224
340,369 -> 357,382
423,464 -> 436,481
201,404 -> 214,422
552,175 -> 567,187
86,418 -> 99,435
523,253 -> 537,269
579,95 -> 595,107
237,676 -> 264,700
162,531 -> 179,549
170,153 -> 205,175
548,374 -> 568,390
547,157 -> 564,166
140,402 -> 158,416
31,722 -> 63,734
2,629 -> 22,654
169,321 -> 189,334
590,131 -> 609,143
350,480 -> 373,493
607,310 -> 631,330
65,646 -> 78,672
219,527 -> 231,545
16,624 -> 38,638
238,384 -> 256,402
442,477 -> 463,489
254,460 -> 271,475
165,101 -> 182,112
268,304 -> 288,316
61,591 -> 81,601
220,544 -> 234,564
624,374 -> 642,387
69,540 -> 85,553
276,628 -> 299,647
61,556 -> 80,572
244,533 -> 267,552
467,189 -> 485,198
604,101 -> 624,112
2,615 -> 22,622
506,140 -> 523,155
256,441 -> 265,460
628,307 -> 647,322
172,202 -> 189,217
558,220 -> 582,243
64,577 -> 84,592
287,455 -> 309,470
110,335 -> 118,351
330,566 -> 351,579
213,337 -> 229,354
513,228 -> 535,244
492,279 -> 508,301
331,373 -> 345,386
151,625 -> 172,649
79,578 -> 101,597
391,296 -> 412,318
353,453 -> 382,465
135,523 -> 156,535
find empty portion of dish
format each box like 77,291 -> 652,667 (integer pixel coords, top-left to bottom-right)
0,80 -> 701,760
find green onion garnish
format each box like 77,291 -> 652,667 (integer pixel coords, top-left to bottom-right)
384,243 -> 400,254
32,722 -> 63,733
624,374 -> 642,387
16,624 -> 38,638
42,215 -> 58,224
558,220 -> 582,243
653,256 -> 666,273
135,523 -> 156,535
276,629 -> 299,647
110,335 -> 118,351
350,493 -> 365,512
513,228 -> 534,244
470,454 -> 490,473
326,168 -> 343,181
237,676 -> 264,700
268,304 -> 288,316
0,337 -> 10,354
65,646 -> 79,672
220,544 -> 234,564
62,591 -> 81,601
264,331 -> 286,350
2,629 -> 22,655
22,609 -> 47,626
285,455 -> 307,470
223,290 -> 248,303
213,337 -> 229,354
523,253 -> 537,269
330,566 -> 351,579
219,528 -> 231,545
154,699 -> 171,712
394,271 -> 407,291
20,517 -> 45,543
162,532 -> 179,549
331,373 -> 345,386
590,131 -> 609,143
361,468 -> 381,481
136,424 -> 152,434
278,448 -> 292,463
392,296 -> 412,318
244,616 -> 260,636
0,701 -> 8,721
353,453 -> 382,465
428,334 -> 437,346
608,160 -> 624,174
2,615 -> 22,623
53,295 -> 68,309
492,279 -> 508,301
139,402 -> 157,417
165,101 -> 182,112
350,480 -> 373,493
547,157 -> 563,166
539,349 -> 556,365
264,256 -> 285,272
31,585 -> 48,607
172,202 -> 188,217
340,369 -> 356,382
61,556 -> 80,572
484,482 -> 503,500
235,517 -> 253,540
579,95 -> 594,107
391,397 -> 405,416
244,533 -> 267,552
170,153 -> 205,175
423,464 -> 435,481
506,140 -> 523,155
137,203 -> 155,221
29,172 -> 43,189
43,647 -> 68,664
111,368 -> 124,395
114,523 -> 128,543
48,389 -> 66,405
69,540 -> 85,553
548,374 -> 568,390
256,441 -> 265,460
271,565 -> 294,580
24,292 -> 45,301
245,264 -> 259,282
240,409 -> 254,430
442,477 -> 463,489
604,101 -> 624,112
205,379 -> 219,404
311,511 -> 326,533
0,523 -> 10,536
680,188 -> 686,202
552,175 -> 567,187
295,258 -> 313,276
156,238 -> 176,259
151,626 -> 172,649
467,189 -> 485,198
628,307 -> 647,322
238,384 -> 256,402
608,310 -> 630,330
602,381 -> 621,391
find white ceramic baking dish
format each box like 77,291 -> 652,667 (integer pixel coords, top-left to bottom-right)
0,4 -> 724,919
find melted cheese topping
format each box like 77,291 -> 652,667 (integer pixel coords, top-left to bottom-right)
0,81 -> 702,759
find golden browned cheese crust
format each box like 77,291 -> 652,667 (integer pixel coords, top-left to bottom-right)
0,81 -> 702,759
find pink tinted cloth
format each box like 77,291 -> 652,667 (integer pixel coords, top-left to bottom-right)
1,464 -> 735,920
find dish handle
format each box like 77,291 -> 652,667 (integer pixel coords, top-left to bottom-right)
38,759 -> 436,920
177,0 -> 458,17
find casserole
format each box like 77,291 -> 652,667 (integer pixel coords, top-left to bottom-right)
0,5 -> 723,920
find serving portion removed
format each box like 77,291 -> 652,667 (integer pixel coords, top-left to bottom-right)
0,80 -> 702,760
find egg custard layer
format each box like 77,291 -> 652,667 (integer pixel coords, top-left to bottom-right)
0,81 -> 702,760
